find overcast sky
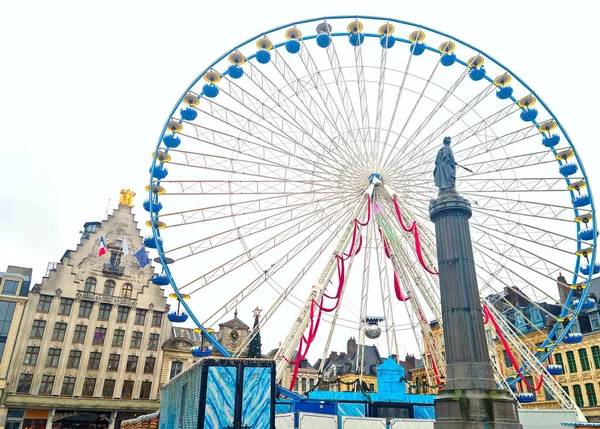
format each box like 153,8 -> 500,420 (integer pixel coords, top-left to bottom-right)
2,1 -> 599,357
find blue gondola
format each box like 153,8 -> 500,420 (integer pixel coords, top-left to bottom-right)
191,347 -> 212,357
469,67 -> 486,81
579,229 -> 594,241
559,164 -> 578,177
163,134 -> 181,148
152,274 -> 170,286
496,86 -> 513,99
520,108 -> 538,122
150,166 -> 168,180
168,312 -> 188,323
410,43 -> 425,55
517,393 -> 535,403
573,196 -> 591,208
547,364 -> 563,375
143,236 -> 161,249
581,264 -> 600,275
143,200 -> 163,213
563,333 -> 583,343
542,134 -> 560,148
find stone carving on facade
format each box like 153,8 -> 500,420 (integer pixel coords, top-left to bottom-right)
55,288 -> 62,296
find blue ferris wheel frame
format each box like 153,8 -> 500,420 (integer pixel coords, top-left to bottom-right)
148,15 -> 597,389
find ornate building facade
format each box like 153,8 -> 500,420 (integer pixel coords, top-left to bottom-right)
0,266 -> 32,429
2,193 -> 171,429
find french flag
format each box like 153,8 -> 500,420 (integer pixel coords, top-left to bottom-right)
98,237 -> 107,257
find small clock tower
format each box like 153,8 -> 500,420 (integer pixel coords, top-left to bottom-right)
216,309 -> 251,356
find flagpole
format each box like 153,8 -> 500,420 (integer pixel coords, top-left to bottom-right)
104,198 -> 111,220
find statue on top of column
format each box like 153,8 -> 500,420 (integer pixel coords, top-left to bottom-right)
433,136 -> 456,191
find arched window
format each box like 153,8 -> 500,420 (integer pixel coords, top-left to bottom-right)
84,277 -> 96,292
103,280 -> 115,296
122,283 -> 133,299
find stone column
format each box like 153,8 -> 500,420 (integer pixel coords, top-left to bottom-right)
45,408 -> 56,429
430,190 -> 522,429
107,411 -> 118,429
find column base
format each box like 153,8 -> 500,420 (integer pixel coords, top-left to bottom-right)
434,388 -> 522,429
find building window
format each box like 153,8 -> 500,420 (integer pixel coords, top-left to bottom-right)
84,277 -> 97,292
61,376 -> 76,396
592,346 -> 600,369
67,350 -> 82,368
117,306 -> 129,323
586,383 -> 598,407
571,321 -> 581,334
110,252 -> 122,268
151,311 -> 163,328
0,301 -> 16,361
590,312 -> 600,330
135,309 -> 147,325
82,378 -> 96,397
554,352 -> 564,369
122,283 -> 133,298
108,353 -> 120,371
170,361 -> 183,379
112,329 -> 125,347
58,298 -> 73,316
131,331 -> 143,349
579,348 -> 591,371
148,333 -> 159,351
301,378 -> 307,392
103,280 -> 116,296
46,348 -> 61,367
79,300 -> 93,318
17,373 -> 33,393
121,380 -> 134,399
23,346 -> 40,365
369,383 -> 375,391
502,350 -> 511,368
73,324 -> 87,343
2,279 -> 19,295
144,356 -> 156,374
52,322 -> 67,341
30,319 -> 46,339
98,303 -> 112,321
93,327 -> 107,345
126,355 -> 139,372
566,351 -> 578,373
102,379 -> 116,398
573,384 -> 585,407
524,376 -> 535,394
562,385 -> 569,395
140,381 -> 152,399
37,295 -> 53,313
88,352 -> 102,370
39,374 -> 55,395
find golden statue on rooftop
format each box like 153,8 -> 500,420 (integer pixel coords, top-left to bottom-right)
119,189 -> 136,206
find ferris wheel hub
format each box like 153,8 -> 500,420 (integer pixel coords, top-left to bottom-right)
369,173 -> 383,186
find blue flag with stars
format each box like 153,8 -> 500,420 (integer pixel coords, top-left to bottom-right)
134,247 -> 150,268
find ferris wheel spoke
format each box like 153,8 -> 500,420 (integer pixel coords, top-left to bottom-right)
324,33 -> 368,159
352,40 -> 374,171
182,104 -> 343,176
160,194 -> 337,228
180,192 -> 362,292
376,33 -> 423,169
400,84 -> 500,171
168,146 -> 333,183
373,33 -> 390,167
194,95 -> 348,174
243,60 -> 369,178
268,49 -> 367,171
382,68 -> 470,172
166,195 -> 345,259
399,122 -> 540,177
202,200 -> 359,330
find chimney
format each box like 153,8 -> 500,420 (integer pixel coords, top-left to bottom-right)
347,336 -> 357,357
557,272 -> 571,304
404,353 -> 416,369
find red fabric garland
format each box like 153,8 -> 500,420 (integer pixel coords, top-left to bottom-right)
393,197 -> 438,275
483,305 -> 543,391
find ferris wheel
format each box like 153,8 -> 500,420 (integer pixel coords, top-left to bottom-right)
146,16 -> 596,408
